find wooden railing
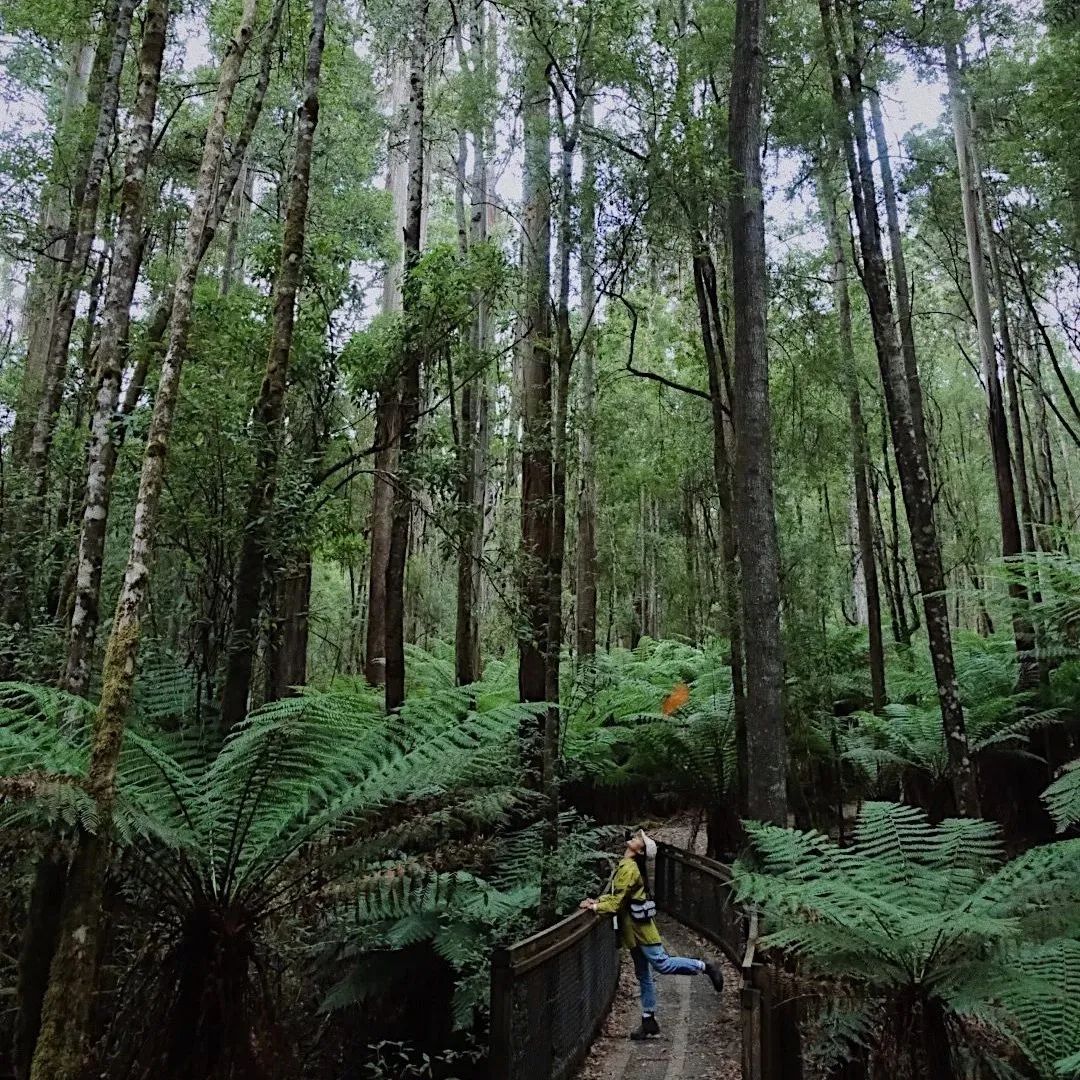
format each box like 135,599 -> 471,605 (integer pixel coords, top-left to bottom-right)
488,843 -> 802,1080
654,843 -> 802,1080
488,906 -> 619,1080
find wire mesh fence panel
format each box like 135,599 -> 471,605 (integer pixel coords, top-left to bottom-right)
489,908 -> 620,1080
653,843 -> 747,963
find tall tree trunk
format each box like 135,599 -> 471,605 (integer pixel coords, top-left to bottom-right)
11,846 -> 68,1080
518,33 -> 553,710
1,1 -> 135,632
819,0 -> 977,816
454,3 -> 490,686
265,551 -> 312,700
819,165 -> 886,712
219,0 -> 327,728
365,60 -> 411,688
945,38 -> 1035,684
63,0 -> 169,698
549,93 -> 583,720
729,0 -> 786,825
692,248 -> 747,787
517,23 -> 557,920
989,224 -> 1038,558
384,3 -> 428,714
60,0 -> 285,692
868,89 -> 930,480
25,0 -> 136,509
575,102 -> 599,661
28,6 -> 262,1076
220,161 -> 252,295
11,40 -> 95,465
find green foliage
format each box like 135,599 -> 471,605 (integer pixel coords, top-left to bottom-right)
1044,760 -> 1080,832
842,632 -> 1064,791
734,802 -> 1080,1078
0,669 -> 586,1070
563,639 -> 737,802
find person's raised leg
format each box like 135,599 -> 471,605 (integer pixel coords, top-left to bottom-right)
641,944 -> 724,992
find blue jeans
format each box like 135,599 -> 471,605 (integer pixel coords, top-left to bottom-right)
630,944 -> 705,1015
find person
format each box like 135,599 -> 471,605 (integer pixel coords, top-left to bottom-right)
580,829 -> 724,1040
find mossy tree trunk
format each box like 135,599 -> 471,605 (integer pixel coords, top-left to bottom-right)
28,6 -> 262,1075
220,0 -> 328,728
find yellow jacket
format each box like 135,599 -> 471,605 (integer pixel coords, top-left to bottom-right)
595,856 -> 662,949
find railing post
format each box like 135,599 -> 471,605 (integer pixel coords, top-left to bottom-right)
741,977 -> 763,1080
489,946 -> 512,1080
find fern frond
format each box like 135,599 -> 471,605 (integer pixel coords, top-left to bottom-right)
1044,761 -> 1080,833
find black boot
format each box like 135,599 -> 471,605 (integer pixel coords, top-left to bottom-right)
704,961 -> 724,993
630,1014 -> 661,1040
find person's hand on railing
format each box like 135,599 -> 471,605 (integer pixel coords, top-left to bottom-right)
579,898 -> 598,911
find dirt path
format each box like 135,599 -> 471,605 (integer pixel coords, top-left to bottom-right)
575,915 -> 741,1080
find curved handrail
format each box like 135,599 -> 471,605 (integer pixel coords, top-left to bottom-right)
488,904 -> 619,1080
491,906 -> 602,975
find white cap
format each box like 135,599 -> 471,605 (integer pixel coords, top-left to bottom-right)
640,830 -> 658,859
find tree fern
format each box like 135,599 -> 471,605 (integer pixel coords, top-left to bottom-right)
841,632 -> 1067,796
0,675 -> 557,1076
734,802 -> 1080,1078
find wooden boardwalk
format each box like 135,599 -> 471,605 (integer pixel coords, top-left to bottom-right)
576,915 -> 742,1080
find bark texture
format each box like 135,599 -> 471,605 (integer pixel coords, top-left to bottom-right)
453,2 -> 491,687
384,2 -> 428,713
11,40 -> 95,465
64,0 -> 169,697
517,34 -> 553,714
868,88 -> 929,478
729,0 -> 787,825
945,38 -> 1036,683
819,166 -> 886,713
25,0 -> 137,510
29,7 -> 262,1075
60,0 -> 286,693
365,60 -> 411,687
575,98 -> 599,660
819,0 -> 977,816
219,0 -> 328,728
1,3 -> 135,632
